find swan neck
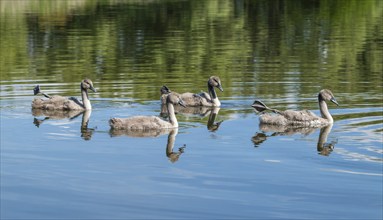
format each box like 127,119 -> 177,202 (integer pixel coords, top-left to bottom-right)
167,103 -> 178,127
319,99 -> 333,123
81,88 -> 92,110
208,83 -> 220,106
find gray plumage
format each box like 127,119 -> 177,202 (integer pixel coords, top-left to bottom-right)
31,79 -> 96,111
110,93 -> 186,130
160,76 -> 223,107
252,89 -> 339,127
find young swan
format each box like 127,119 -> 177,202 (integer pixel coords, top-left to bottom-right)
32,79 -> 97,111
110,93 -> 186,130
161,76 -> 223,107
251,89 -> 339,127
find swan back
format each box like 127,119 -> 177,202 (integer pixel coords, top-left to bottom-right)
254,89 -> 338,127
110,93 -> 185,130
32,96 -> 83,110
179,92 -> 212,106
110,116 -> 174,130
161,76 -> 223,107
31,79 -> 96,111
259,109 -> 325,126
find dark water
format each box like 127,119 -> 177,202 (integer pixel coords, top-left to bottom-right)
1,0 -> 382,219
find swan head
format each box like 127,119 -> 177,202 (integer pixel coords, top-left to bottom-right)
319,89 -> 339,106
208,76 -> 223,92
81,79 -> 97,92
167,93 -> 186,108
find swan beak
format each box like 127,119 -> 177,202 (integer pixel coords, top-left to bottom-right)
178,99 -> 186,108
217,84 -> 223,92
90,86 -> 97,93
331,98 -> 339,106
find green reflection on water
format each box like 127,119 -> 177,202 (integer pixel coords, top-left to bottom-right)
0,0 -> 382,104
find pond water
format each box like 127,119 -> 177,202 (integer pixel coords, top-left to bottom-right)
1,0 -> 382,219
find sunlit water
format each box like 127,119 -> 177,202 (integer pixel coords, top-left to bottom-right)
1,1 -> 382,219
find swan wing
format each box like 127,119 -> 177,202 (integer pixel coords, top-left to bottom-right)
32,95 -> 84,111
110,116 -> 170,130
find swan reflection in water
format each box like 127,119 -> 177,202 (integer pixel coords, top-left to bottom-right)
252,124 -> 337,156
109,128 -> 186,163
32,109 -> 95,141
160,104 -> 223,132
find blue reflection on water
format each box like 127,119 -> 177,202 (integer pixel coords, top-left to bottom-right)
1,98 -> 382,219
